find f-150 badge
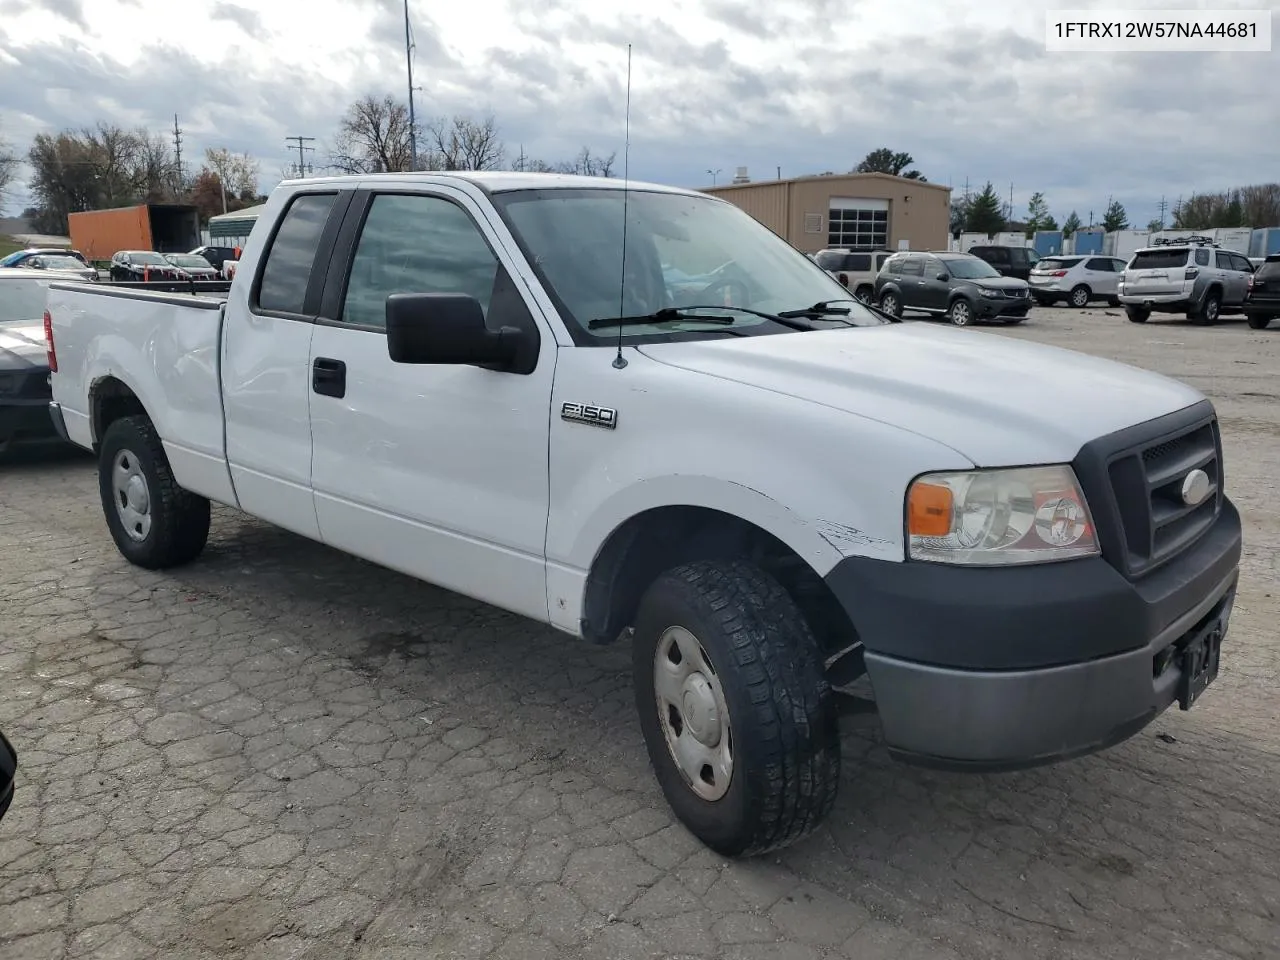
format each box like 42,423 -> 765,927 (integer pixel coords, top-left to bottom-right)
561,402 -> 617,429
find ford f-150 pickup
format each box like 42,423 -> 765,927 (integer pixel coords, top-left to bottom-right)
44,172 -> 1243,857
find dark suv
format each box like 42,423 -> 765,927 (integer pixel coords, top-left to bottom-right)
1244,254 -> 1280,329
874,251 -> 1032,325
969,244 -> 1041,281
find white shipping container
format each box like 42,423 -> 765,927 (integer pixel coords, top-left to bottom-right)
1106,230 -> 1152,259
959,232 -> 991,252
1212,228 -> 1252,254
1149,229 -> 1198,245
993,231 -> 1028,247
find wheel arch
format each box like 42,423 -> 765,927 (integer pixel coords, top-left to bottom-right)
579,502 -> 859,661
89,375 -> 152,452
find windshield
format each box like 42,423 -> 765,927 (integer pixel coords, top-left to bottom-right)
34,256 -> 86,271
168,255 -> 211,268
0,278 -> 51,324
943,257 -> 1002,279
129,252 -> 169,266
490,188 -> 885,341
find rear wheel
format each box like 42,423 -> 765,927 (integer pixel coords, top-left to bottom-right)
632,559 -> 841,857
1107,296 -> 1121,307
878,291 -> 902,317
1125,306 -> 1150,324
98,415 -> 210,569
947,298 -> 973,325
1069,284 -> 1091,308
1191,292 -> 1221,325
853,285 -> 873,304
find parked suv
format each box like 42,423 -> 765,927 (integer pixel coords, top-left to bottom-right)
1029,255 -> 1127,308
1118,237 -> 1254,324
874,251 -> 1032,325
968,244 -> 1041,281
812,248 -> 892,302
1244,254 -> 1280,329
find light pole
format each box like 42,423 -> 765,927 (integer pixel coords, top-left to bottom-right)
707,168 -> 721,185
404,0 -> 417,171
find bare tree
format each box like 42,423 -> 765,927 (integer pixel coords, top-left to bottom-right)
425,113 -> 505,171
84,123 -> 143,206
553,146 -> 616,177
0,125 -> 18,213
204,147 -> 259,211
330,94 -> 415,174
136,129 -> 176,201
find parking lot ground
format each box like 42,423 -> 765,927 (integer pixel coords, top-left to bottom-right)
1,306 -> 1278,960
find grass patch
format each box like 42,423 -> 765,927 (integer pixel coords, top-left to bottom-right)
0,235 -> 24,258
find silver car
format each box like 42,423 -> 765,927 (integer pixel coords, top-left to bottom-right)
1118,239 -> 1254,325
1028,255 -> 1127,308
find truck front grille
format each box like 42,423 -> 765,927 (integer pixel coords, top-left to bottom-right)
1073,401 -> 1223,581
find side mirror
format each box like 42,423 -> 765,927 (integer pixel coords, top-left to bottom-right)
0,730 -> 15,823
385,293 -> 524,369
936,272 -> 949,281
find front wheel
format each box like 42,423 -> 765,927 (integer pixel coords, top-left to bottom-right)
98,415 -> 211,569
633,559 -> 841,857
947,298 -> 974,325
1246,314 -> 1274,330
1191,293 -> 1221,325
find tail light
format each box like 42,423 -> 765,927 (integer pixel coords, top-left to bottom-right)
1049,270 -> 1068,277
1185,267 -> 1199,280
44,310 -> 57,373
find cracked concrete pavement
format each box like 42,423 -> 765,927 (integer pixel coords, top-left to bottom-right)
1,306 -> 1278,959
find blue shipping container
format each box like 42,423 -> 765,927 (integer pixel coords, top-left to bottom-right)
1074,230 -> 1104,254
1033,231 -> 1064,256
1250,227 -> 1280,257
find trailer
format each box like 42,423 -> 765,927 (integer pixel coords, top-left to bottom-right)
68,204 -> 201,262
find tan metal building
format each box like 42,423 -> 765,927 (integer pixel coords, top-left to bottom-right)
702,171 -> 952,255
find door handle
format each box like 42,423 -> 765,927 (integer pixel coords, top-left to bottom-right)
312,357 -> 346,398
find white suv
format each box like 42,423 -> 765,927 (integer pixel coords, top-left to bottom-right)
1029,255 -> 1127,308
1118,237 -> 1254,325
812,248 -> 893,302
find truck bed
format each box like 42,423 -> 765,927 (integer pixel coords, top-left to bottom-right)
46,280 -> 235,506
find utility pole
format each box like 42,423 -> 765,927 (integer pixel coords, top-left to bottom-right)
285,136 -> 315,179
1008,182 -> 1014,221
171,114 -> 184,193
516,144 -> 525,171
404,0 -> 418,171
1156,196 -> 1168,229
776,165 -> 781,180
707,168 -> 721,185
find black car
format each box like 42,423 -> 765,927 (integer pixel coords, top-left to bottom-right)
109,250 -> 184,281
0,273 -> 62,454
189,245 -> 238,274
968,244 -> 1042,281
873,251 -> 1032,326
1244,254 -> 1280,330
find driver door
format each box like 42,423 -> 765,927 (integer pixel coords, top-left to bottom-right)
306,186 -> 557,622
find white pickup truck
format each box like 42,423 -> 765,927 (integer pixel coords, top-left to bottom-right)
45,173 -> 1242,856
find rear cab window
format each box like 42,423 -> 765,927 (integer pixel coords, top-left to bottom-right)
254,193 -> 340,316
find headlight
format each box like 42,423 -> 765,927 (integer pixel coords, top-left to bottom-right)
906,465 -> 1098,565
978,287 -> 1004,297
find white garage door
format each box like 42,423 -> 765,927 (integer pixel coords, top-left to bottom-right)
828,197 -> 889,251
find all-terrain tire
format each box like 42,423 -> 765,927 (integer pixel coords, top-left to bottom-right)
632,559 -> 841,857
1191,292 -> 1221,325
1125,306 -> 1150,323
98,415 -> 211,569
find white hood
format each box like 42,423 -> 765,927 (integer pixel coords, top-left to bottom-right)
636,322 -> 1204,466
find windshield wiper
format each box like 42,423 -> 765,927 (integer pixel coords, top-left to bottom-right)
587,305 -> 816,332
776,299 -> 853,318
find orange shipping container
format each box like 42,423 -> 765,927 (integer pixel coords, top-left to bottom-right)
68,204 -> 201,262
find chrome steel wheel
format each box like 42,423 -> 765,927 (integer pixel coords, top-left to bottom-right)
653,625 -> 733,801
111,448 -> 152,542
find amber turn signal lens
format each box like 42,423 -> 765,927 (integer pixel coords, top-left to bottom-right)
907,481 -> 953,537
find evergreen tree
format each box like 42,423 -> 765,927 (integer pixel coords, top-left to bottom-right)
1102,199 -> 1128,231
1062,211 -> 1082,237
966,182 -> 1006,235
1025,191 -> 1051,237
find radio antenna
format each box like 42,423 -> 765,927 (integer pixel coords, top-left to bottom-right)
613,43 -> 633,370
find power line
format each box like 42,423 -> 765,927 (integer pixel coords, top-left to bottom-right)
285,136 -> 315,179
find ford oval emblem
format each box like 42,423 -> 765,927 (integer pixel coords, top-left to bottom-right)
1181,468 -> 1211,506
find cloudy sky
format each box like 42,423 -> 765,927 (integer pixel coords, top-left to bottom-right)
0,0 -> 1276,227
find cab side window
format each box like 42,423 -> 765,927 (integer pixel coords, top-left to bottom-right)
257,193 -> 338,315
899,255 -> 924,276
340,193 -> 518,333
